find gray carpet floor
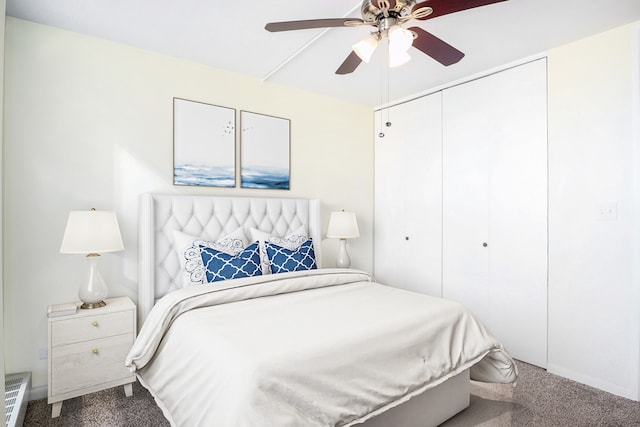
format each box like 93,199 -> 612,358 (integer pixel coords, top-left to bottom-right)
24,361 -> 640,426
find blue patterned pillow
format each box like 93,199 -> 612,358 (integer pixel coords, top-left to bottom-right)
265,239 -> 317,274
173,228 -> 248,287
200,242 -> 262,283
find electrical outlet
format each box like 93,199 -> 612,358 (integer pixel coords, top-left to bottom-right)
38,348 -> 48,360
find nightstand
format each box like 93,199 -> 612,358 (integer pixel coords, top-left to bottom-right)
47,296 -> 136,418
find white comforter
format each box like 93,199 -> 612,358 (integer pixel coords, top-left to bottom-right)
126,269 -> 517,427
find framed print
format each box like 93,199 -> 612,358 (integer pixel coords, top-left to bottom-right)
240,111 -> 290,190
173,98 -> 235,187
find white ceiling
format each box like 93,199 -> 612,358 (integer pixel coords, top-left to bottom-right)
6,0 -> 640,107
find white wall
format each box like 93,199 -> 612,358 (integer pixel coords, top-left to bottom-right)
2,17 -> 374,392
372,20 -> 640,400
547,21 -> 640,399
0,0 -> 7,421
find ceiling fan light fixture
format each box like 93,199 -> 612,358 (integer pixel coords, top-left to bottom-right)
266,0 -> 503,75
389,49 -> 411,68
353,33 -> 380,63
388,24 -> 414,54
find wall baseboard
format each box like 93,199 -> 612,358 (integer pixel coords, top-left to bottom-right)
547,363 -> 639,401
29,385 -> 47,401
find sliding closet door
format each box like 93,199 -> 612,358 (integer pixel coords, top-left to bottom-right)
374,92 -> 442,296
442,59 -> 548,367
441,89 -> 492,322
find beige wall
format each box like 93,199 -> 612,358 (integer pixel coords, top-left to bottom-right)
547,21 -> 640,399
7,13 -> 640,402
2,17 -> 373,390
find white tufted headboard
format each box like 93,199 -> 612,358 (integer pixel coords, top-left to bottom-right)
138,193 -> 321,326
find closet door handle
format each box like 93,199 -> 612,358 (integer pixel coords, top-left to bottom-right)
482,242 -> 488,247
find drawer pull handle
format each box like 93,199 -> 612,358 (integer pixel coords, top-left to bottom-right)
92,348 -> 99,354
92,321 -> 98,327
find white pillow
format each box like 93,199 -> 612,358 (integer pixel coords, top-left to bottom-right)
172,227 -> 248,287
249,225 -> 308,275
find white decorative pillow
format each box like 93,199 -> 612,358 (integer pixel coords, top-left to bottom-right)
172,228 -> 248,287
249,226 -> 308,275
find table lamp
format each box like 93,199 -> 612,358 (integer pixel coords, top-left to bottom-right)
327,211 -> 360,268
60,209 -> 124,309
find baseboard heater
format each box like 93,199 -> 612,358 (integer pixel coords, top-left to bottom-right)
5,372 -> 30,427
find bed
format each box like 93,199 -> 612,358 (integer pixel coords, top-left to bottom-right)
126,193 -> 517,427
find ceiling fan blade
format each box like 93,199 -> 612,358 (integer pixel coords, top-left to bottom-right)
409,27 -> 465,66
413,0 -> 507,20
265,18 -> 364,32
335,51 -> 363,75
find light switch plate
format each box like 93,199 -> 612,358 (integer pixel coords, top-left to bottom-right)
596,202 -> 617,221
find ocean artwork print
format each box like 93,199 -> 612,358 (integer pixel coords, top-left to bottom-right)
173,98 -> 236,188
241,167 -> 290,189
174,163 -> 235,187
241,111 -> 290,190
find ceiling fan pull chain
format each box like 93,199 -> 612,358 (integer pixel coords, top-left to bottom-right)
386,37 -> 391,123
378,58 -> 386,138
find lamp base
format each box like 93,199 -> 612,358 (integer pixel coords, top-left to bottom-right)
80,300 -> 106,309
336,239 -> 352,269
79,254 -> 109,310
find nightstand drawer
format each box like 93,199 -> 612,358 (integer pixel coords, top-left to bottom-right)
50,333 -> 134,396
51,310 -> 133,346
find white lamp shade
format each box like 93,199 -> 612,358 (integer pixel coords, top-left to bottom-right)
327,211 -> 360,239
60,210 -> 124,254
353,34 -> 379,63
389,50 -> 411,68
388,25 -> 413,68
388,25 -> 413,53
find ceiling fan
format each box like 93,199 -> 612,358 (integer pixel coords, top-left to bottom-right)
265,0 -> 508,75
